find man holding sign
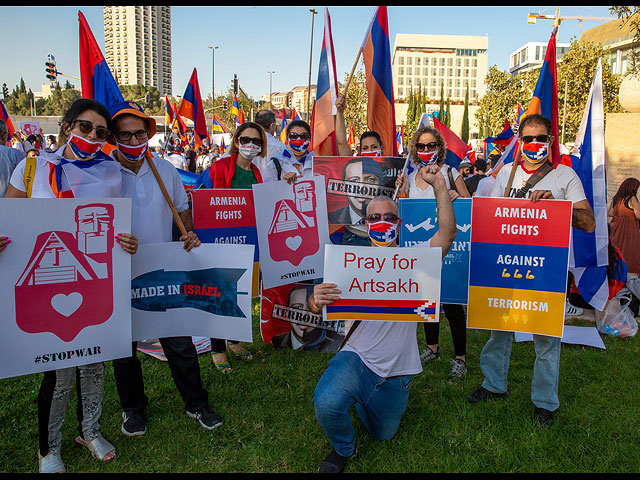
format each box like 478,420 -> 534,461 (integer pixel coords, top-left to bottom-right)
467,114 -> 596,427
309,164 -> 456,473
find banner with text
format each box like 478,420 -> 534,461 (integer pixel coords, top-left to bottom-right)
253,178 -> 330,289
399,198 -> 471,304
131,243 -> 254,342
260,282 -> 345,353
191,188 -> 259,296
322,245 -> 442,323
467,197 -> 572,337
0,198 -> 132,379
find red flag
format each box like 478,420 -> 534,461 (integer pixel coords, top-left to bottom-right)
177,68 -> 209,148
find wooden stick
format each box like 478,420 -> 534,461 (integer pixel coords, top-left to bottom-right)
503,145 -> 521,197
145,152 -> 188,237
343,47 -> 363,97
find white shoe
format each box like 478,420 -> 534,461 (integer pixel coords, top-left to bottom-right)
565,302 -> 584,316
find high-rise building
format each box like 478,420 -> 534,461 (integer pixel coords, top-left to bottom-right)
392,33 -> 489,103
104,6 -> 172,96
509,41 -> 570,75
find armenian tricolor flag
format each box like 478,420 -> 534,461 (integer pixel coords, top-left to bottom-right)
280,115 -> 288,144
78,10 -> 123,108
0,99 -> 15,146
432,115 -> 468,170
165,96 -> 174,126
291,107 -> 302,122
231,95 -> 241,128
362,6 -> 397,157
326,299 -> 437,322
177,68 -> 210,149
172,102 -> 188,146
211,114 -> 229,134
396,125 -> 405,155
514,103 -> 525,127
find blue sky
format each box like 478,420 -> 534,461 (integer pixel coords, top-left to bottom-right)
0,6 -> 614,101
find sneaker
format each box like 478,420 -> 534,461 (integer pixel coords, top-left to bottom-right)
467,386 -> 509,404
533,407 -> 554,427
449,358 -> 467,378
317,448 -> 356,473
565,301 -> 583,316
419,347 -> 440,363
186,405 -> 223,430
121,411 -> 146,436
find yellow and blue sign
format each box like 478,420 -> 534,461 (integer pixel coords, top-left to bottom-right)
467,197 -> 572,338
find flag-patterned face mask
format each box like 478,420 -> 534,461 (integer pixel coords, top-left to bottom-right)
289,138 -> 310,153
521,142 -> 549,164
367,220 -> 398,247
67,134 -> 105,161
117,140 -> 148,162
417,150 -> 438,166
361,150 -> 381,157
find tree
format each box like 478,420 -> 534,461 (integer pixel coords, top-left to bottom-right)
438,84 -> 445,121
119,85 -> 162,115
341,69 -> 368,141
445,97 -> 451,127
461,85 -> 470,143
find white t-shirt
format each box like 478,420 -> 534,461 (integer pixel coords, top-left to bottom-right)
474,175 -> 495,197
408,163 -> 460,198
491,162 -> 587,203
262,148 -> 315,183
166,152 -> 187,170
118,154 -> 189,244
341,239 -> 432,378
253,133 -> 288,175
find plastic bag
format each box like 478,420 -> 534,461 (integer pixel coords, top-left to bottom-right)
597,291 -> 638,338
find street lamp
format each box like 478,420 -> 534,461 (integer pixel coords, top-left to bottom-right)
268,71 -> 275,110
307,8 -> 318,122
208,45 -> 218,111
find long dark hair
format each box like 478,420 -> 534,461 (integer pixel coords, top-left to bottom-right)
611,177 -> 640,209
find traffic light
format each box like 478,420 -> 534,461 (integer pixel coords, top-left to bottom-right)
223,99 -> 228,111
45,60 -> 57,82
2,83 -> 8,98
232,74 -> 238,95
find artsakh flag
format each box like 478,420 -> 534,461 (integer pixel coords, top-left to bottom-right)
326,299 -> 437,322
397,125 -> 405,155
78,10 -> 123,108
432,115 -> 468,170
311,7 -> 338,157
0,99 -> 15,146
177,68 -> 210,149
362,6 -> 397,156
527,26 -> 560,164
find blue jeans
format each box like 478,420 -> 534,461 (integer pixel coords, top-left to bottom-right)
479,331 -> 562,411
313,351 -> 413,457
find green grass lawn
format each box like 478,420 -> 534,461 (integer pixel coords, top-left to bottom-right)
1,304 -> 639,473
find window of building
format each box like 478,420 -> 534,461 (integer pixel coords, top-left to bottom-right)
440,58 -> 445,66
416,58 -> 421,65
408,67 -> 412,75
407,57 -> 412,65
448,58 -> 453,66
399,56 -> 404,65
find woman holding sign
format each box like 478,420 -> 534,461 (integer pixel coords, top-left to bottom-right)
4,98 -> 138,473
395,126 -> 471,378
205,122 -> 266,372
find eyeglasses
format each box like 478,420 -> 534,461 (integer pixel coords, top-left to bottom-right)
116,129 -> 149,143
521,134 -> 551,143
366,213 -> 399,222
416,141 -> 438,152
238,136 -> 263,147
288,132 -> 310,141
71,120 -> 110,140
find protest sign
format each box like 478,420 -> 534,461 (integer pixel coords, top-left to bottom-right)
322,244 -> 441,323
130,243 -> 253,342
191,188 -> 259,296
253,178 -> 330,289
399,198 -> 471,304
313,156 -> 405,226
0,198 -> 132,379
260,282 -> 345,353
19,120 -> 41,137
467,197 -> 573,337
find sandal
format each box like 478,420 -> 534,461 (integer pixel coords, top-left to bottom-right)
227,342 -> 253,361
38,450 -> 65,473
212,352 -> 232,374
74,435 -> 116,461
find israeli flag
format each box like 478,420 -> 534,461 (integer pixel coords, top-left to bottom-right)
568,59 -> 609,310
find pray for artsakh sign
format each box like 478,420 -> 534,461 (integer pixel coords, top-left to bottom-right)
322,245 -> 442,322
467,197 -> 573,338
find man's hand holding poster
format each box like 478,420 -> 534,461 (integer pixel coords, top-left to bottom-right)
131,243 -> 254,342
0,198 -> 132,379
322,245 -> 441,323
467,197 -> 573,338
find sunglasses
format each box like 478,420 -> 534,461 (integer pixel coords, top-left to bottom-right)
116,129 -> 149,143
288,132 -> 310,141
71,120 -> 110,140
521,134 -> 551,143
416,141 -> 438,152
238,136 -> 263,147
366,213 -> 399,222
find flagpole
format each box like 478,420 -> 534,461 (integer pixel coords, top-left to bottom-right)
343,47 -> 363,98
163,98 -> 184,157
503,146 -> 522,197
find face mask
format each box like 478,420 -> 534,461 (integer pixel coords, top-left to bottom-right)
289,138 -> 310,153
521,142 -> 549,164
417,150 -> 438,166
361,150 -> 381,157
67,133 -> 105,160
367,221 -> 398,247
238,144 -> 261,160
117,140 -> 149,162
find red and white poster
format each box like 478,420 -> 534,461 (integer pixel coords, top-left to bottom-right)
0,198 -> 132,379
260,282 -> 345,353
253,178 -> 330,289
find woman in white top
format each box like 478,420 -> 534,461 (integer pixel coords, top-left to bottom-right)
395,126 -> 471,378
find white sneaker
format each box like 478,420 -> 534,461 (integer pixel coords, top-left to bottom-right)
565,302 -> 584,316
